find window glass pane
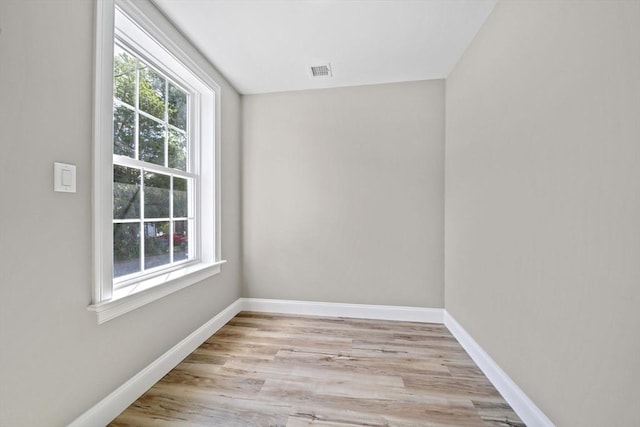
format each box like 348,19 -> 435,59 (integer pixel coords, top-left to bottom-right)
139,116 -> 165,165
173,177 -> 188,218
139,65 -> 166,120
113,105 -> 135,158
173,220 -> 188,261
144,172 -> 170,218
144,221 -> 170,269
113,165 -> 140,219
168,128 -> 187,171
168,83 -> 187,130
114,223 -> 140,278
114,46 -> 136,106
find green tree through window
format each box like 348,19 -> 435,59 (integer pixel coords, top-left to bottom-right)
112,43 -> 192,279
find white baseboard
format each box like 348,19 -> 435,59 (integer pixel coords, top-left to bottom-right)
443,311 -> 554,427
68,298 -> 440,427
69,298 -> 551,427
240,297 -> 445,323
68,299 -> 243,427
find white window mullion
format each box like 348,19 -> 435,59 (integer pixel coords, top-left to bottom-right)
139,167 -> 145,273
113,218 -> 140,224
134,58 -> 140,161
164,78 -> 169,168
169,175 -> 174,264
114,155 -> 197,179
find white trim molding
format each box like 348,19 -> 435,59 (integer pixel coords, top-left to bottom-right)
88,261 -> 226,324
444,311 -> 555,427
69,298 -> 443,425
91,0 -> 224,324
70,299 -> 552,427
240,298 -> 445,323
68,299 -> 243,427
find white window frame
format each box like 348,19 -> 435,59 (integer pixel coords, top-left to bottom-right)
90,0 -> 224,324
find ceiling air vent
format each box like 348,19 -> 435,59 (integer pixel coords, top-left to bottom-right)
309,63 -> 332,78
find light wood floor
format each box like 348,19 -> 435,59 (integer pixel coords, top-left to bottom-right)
110,312 -> 524,427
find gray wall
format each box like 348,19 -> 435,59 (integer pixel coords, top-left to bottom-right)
243,81 -> 444,307
3,0 -> 638,425
445,1 -> 640,426
0,1 -> 242,425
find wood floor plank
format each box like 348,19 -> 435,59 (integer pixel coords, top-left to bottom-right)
110,312 -> 524,426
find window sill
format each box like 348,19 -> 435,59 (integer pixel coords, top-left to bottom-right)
88,260 -> 226,324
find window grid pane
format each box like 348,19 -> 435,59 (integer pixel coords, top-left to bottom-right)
139,65 -> 166,120
112,163 -> 195,283
113,104 -> 135,157
113,42 -> 190,170
113,223 -> 141,278
112,43 -> 194,284
168,83 -> 188,130
144,221 -> 170,270
114,45 -> 136,106
113,165 -> 140,219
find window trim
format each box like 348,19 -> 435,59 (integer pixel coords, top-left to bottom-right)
90,0 -> 224,324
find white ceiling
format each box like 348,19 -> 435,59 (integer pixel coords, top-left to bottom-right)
152,0 -> 497,95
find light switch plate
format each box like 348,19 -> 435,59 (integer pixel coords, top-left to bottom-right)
54,162 -> 76,193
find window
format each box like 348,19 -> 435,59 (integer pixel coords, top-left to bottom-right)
112,44 -> 194,283
90,0 -> 224,323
